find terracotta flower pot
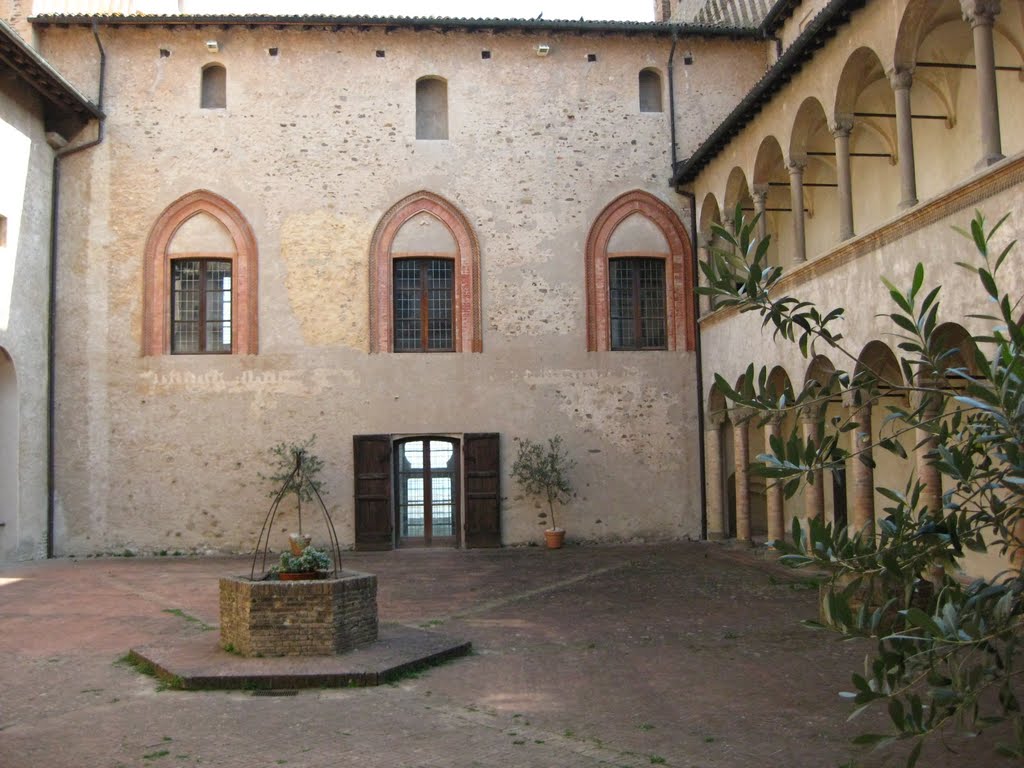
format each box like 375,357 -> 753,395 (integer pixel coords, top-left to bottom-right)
544,529 -> 565,549
278,571 -> 321,581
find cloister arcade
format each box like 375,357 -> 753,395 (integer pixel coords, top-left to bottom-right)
695,0 -> 1024,267
692,1 -> 1024,567
703,329 -> 980,548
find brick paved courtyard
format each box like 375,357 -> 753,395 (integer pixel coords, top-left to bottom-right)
0,543 -> 1003,767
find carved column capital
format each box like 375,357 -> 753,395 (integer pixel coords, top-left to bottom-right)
841,389 -> 873,410
831,115 -> 854,139
961,0 -> 1001,26
889,67 -> 913,91
787,159 -> 806,176
706,410 -> 727,429
730,406 -> 756,424
799,404 -> 824,424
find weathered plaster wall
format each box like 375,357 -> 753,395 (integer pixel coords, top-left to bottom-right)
41,24 -> 764,554
0,0 -> 33,44
0,74 -> 54,559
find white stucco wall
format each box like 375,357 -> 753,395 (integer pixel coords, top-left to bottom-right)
0,73 -> 55,560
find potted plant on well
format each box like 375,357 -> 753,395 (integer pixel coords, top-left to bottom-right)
271,545 -> 332,581
511,435 -> 575,549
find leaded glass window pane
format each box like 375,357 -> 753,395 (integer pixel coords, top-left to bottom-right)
171,259 -> 232,354
609,258 -> 666,350
393,258 -> 454,352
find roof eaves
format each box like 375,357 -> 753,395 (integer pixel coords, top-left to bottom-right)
30,13 -> 763,39
0,19 -> 103,122
672,0 -> 866,187
759,0 -> 802,35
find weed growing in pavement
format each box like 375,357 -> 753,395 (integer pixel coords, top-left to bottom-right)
163,608 -> 214,632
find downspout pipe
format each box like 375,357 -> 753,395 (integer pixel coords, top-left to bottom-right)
667,28 -> 709,540
667,28 -> 679,168
46,21 -> 105,558
676,187 -> 707,540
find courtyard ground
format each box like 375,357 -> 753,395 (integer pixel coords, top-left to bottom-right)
0,542 -> 1006,767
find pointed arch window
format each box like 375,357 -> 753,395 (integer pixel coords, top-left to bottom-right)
585,190 -> 694,352
369,191 -> 481,353
143,190 -> 258,356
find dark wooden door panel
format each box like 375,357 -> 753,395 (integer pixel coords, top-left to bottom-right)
463,433 -> 501,548
354,434 -> 393,551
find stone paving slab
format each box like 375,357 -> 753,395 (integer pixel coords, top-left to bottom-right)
130,623 -> 472,689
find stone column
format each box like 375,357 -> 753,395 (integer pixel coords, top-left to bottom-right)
843,391 -> 875,539
890,68 -> 918,209
913,387 -> 946,588
787,160 -> 807,263
764,413 -> 785,543
697,231 -> 713,316
912,389 -> 944,516
832,117 -> 855,240
705,412 -> 727,539
732,407 -> 753,542
751,185 -> 769,242
801,407 -> 825,522
962,0 -> 1004,167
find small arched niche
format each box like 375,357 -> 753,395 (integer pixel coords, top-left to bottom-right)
639,68 -> 663,113
201,64 -> 226,109
416,77 -> 449,140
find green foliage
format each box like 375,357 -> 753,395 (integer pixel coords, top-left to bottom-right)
511,435 -> 575,530
270,545 -> 331,574
704,206 -> 1024,764
260,435 -> 325,534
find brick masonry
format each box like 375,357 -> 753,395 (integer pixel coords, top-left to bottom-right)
219,570 -> 379,656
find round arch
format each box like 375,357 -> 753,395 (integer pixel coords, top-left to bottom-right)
854,340 -> 905,392
766,365 -> 795,403
804,354 -> 839,396
698,192 -> 722,236
723,166 -> 752,223
834,46 -> 891,119
789,97 -> 831,163
752,135 -> 786,186
931,322 -> 982,378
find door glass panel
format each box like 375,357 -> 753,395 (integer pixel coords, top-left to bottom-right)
429,440 -> 455,538
396,439 -> 457,545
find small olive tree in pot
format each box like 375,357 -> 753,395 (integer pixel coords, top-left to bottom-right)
260,435 -> 325,555
511,435 -> 575,549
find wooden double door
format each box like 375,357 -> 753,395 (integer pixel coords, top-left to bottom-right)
353,433 -> 501,550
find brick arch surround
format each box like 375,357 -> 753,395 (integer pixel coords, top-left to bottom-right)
142,190 -> 259,356
585,190 -> 694,352
369,191 -> 482,353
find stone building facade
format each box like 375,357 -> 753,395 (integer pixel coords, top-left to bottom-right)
0,3 -> 768,557
2,0 -> 1022,571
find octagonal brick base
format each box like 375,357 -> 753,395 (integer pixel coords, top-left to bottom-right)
219,571 -> 378,657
